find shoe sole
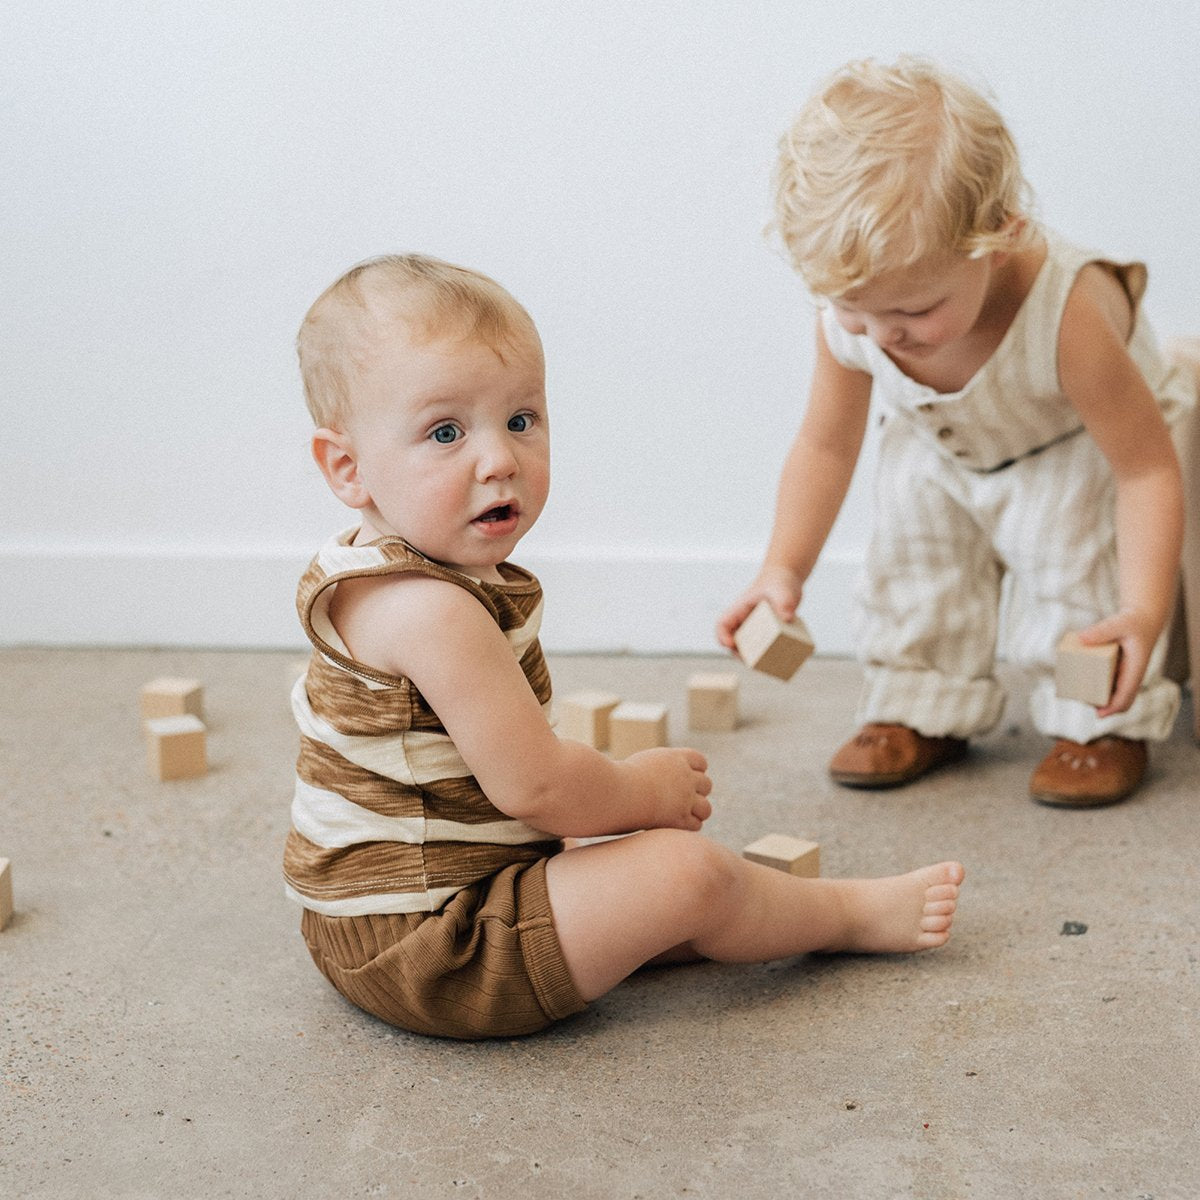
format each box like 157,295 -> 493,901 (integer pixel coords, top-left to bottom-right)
830,744 -> 969,790
1030,786 -> 1138,809
830,769 -> 926,789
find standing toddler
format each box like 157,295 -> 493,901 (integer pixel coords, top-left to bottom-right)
719,57 -> 1191,807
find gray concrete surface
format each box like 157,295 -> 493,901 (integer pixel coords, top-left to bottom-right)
2,647 -> 1198,1199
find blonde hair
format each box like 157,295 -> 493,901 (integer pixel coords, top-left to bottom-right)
773,57 -> 1037,297
296,254 -> 541,428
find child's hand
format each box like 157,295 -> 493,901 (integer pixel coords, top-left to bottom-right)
1076,609 -> 1158,716
716,567 -> 805,652
623,747 -> 713,831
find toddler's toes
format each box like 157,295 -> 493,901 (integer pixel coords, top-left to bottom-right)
927,883 -> 962,904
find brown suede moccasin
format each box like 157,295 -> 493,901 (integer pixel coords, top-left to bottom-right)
1030,736 -> 1147,808
829,723 -> 969,788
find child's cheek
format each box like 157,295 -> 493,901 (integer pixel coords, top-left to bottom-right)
920,316 -> 949,346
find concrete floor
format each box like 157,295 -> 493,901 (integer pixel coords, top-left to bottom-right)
2,647 -> 1198,1199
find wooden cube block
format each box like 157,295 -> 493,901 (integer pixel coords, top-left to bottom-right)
742,833 -> 820,877
140,677 -> 204,722
608,702 -> 669,759
558,691 -> 622,749
688,672 -> 739,731
146,714 -> 207,780
0,858 -> 12,931
1055,632 -> 1119,707
734,601 -> 814,681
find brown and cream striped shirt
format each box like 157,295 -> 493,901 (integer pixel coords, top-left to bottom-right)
284,530 -> 560,917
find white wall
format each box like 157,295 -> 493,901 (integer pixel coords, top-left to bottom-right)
4,1 -> 1198,652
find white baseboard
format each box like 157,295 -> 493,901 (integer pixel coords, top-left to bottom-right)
1,547 -> 863,655
524,551 -> 860,655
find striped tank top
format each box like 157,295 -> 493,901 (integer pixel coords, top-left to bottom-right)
283,530 -> 560,917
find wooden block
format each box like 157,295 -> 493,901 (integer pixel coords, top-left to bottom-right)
558,691 -> 622,749
734,601 -> 814,681
140,677 -> 204,722
742,833 -> 820,877
688,672 -> 739,731
1055,632 -> 1119,707
608,702 -> 669,759
0,859 -> 12,931
146,714 -> 207,781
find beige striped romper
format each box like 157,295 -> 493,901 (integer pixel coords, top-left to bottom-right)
820,230 -> 1193,743
285,531 -> 585,1039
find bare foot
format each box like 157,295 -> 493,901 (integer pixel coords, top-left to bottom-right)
826,861 -> 966,954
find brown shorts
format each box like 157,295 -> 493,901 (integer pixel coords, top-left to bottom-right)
299,858 -> 586,1040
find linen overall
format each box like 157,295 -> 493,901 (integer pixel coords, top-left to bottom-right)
821,231 -> 1192,743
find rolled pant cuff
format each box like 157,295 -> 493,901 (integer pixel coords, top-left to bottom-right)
858,667 -> 1006,740
1029,677 -> 1181,743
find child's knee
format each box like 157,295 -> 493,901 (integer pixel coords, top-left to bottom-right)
639,829 -> 740,910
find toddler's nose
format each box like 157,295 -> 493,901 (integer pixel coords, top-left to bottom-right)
476,434 -> 518,481
871,320 -> 904,347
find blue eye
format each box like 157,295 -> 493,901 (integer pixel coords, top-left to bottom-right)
431,423 -> 460,444
508,412 -> 533,432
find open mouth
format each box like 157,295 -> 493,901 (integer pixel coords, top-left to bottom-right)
476,504 -> 514,523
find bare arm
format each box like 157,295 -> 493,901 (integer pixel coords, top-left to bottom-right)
1058,267 -> 1185,715
329,573 -> 713,837
717,320 -> 873,649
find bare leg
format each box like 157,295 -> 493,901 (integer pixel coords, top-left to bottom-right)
544,829 -> 964,1002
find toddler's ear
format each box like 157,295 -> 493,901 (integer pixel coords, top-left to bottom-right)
312,428 -> 370,509
996,214 -> 1028,255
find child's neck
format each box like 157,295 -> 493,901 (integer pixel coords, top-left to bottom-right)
890,241 -> 1046,394
349,521 -> 509,585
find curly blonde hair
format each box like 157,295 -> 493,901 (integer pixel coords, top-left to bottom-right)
773,56 -> 1037,297
296,254 -> 540,428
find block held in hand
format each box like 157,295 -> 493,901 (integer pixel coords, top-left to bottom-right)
733,601 -> 814,681
1054,631 -> 1119,707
